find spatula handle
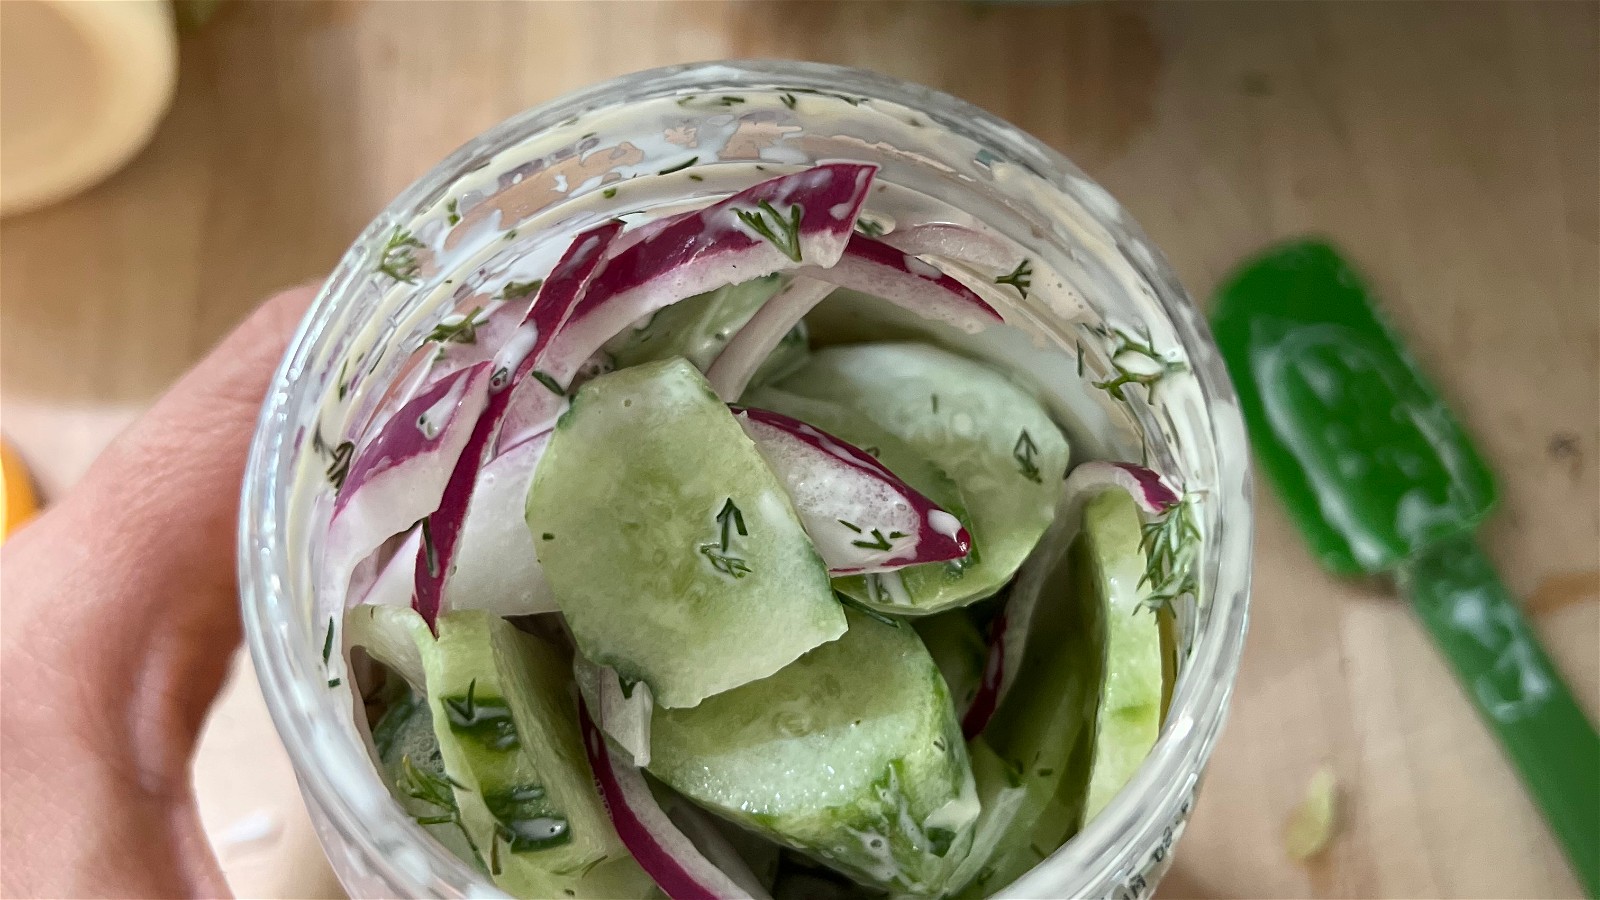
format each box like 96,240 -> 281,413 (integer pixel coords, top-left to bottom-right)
1400,536 -> 1600,898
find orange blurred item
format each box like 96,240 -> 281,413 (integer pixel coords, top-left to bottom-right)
1,439 -> 40,539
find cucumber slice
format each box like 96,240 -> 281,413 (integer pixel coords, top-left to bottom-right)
775,344 -> 1068,611
1078,488 -> 1162,822
529,358 -> 846,709
744,386 -> 980,615
942,738 -> 1030,899
959,497 -> 1105,896
648,609 -> 978,895
603,275 -> 786,372
913,611 -> 988,716
372,691 -> 484,865
421,610 -> 655,899
966,488 -> 1163,893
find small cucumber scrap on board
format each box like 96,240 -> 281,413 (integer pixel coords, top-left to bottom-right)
648,609 -> 979,895
773,343 -> 1069,614
528,357 -> 846,709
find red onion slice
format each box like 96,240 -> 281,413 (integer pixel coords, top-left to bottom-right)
734,406 -> 970,575
801,233 -> 1004,334
539,164 -> 877,388
412,222 -> 621,626
443,432 -> 556,617
324,362 -> 492,599
581,703 -> 767,900
879,222 -> 1026,276
354,528 -> 424,610
574,657 -> 654,767
704,276 -> 835,401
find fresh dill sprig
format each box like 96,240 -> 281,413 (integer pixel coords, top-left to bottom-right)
378,227 -> 424,283
780,93 -> 798,110
700,498 -> 751,578
321,617 -> 336,666
1091,326 -> 1189,402
734,200 -> 804,263
790,87 -> 867,106
658,156 -> 698,176
995,259 -> 1033,298
1139,491 -> 1201,612
854,217 -> 885,237
420,518 -> 439,578
835,592 -> 899,627
445,198 -> 461,226
326,440 -> 355,491
424,306 -> 485,345
396,755 -> 485,869
715,498 -> 747,550
500,279 -> 543,302
700,546 -> 752,579
1013,429 -> 1042,483
529,370 -> 564,397
848,526 -> 908,551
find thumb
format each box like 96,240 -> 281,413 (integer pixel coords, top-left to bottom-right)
3,283 -> 318,777
0,284 -> 318,898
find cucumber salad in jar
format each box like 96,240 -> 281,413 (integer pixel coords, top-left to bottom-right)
310,87 -> 1206,900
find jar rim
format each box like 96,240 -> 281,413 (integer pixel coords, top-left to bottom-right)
240,58 -> 1251,898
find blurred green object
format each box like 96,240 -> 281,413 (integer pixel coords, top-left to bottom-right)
1212,240 -> 1600,898
1211,241 -> 1497,574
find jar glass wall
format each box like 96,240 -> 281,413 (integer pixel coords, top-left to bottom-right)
239,60 -> 1251,899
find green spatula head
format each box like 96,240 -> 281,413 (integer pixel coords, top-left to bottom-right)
1211,239 -> 1599,897
1210,240 -> 1497,574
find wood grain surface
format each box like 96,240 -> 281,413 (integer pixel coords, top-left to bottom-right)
2,2 -> 1594,897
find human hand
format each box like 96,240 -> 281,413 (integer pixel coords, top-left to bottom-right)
1,285 -> 317,898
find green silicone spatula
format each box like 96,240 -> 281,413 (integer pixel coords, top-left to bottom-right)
1211,240 -> 1600,897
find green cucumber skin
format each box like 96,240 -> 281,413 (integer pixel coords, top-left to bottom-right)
530,358 -> 847,709
423,611 -> 654,899
773,343 -> 1069,613
963,489 -> 1163,893
1079,490 -> 1162,822
649,609 -> 978,894
913,611 -> 988,715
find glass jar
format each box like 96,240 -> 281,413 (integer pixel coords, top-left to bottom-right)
240,60 -> 1251,899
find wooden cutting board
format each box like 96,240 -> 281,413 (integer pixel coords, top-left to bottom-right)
2,2 -> 1593,897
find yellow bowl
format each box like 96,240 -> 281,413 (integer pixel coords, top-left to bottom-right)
0,0 -> 178,217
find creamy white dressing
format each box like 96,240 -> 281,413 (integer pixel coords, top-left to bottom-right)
415,380 -> 464,439
927,509 -> 963,542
